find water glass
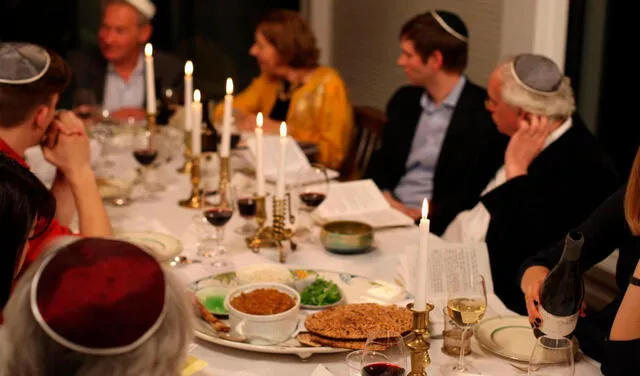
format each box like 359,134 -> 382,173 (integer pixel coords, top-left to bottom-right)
528,335 -> 575,376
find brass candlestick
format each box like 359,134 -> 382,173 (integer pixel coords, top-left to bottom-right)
217,156 -> 231,208
255,195 -> 267,227
405,302 -> 434,376
178,155 -> 202,208
245,194 -> 297,263
177,131 -> 193,174
146,113 -> 157,132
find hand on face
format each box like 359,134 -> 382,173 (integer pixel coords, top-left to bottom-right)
504,113 -> 553,179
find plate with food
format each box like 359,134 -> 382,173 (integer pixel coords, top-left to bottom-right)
113,231 -> 183,263
189,266 -> 412,357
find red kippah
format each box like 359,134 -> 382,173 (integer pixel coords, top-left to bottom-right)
31,238 -> 166,355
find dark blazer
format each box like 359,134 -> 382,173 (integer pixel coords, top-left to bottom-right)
483,116 -> 620,314
61,48 -> 183,110
518,185 -> 639,364
365,81 -> 508,235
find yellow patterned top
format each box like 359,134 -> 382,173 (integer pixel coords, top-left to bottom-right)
215,66 -> 354,170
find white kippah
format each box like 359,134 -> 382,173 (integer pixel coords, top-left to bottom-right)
0,42 -> 51,84
125,0 -> 156,20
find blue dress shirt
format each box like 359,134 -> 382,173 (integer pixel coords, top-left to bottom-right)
102,53 -> 145,112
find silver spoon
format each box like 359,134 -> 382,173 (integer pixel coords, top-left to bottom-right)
170,256 -> 202,267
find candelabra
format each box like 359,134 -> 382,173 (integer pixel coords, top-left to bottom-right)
245,194 -> 297,263
255,195 -> 267,227
178,155 -> 202,208
177,131 -> 193,174
217,156 -> 231,208
146,113 -> 157,132
405,302 -> 434,376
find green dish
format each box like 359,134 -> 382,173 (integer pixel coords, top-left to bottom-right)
319,221 -> 374,254
195,286 -> 229,317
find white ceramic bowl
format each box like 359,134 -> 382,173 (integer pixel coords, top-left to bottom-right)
224,282 -> 300,345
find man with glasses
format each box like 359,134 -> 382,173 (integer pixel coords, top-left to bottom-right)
366,10 -> 507,235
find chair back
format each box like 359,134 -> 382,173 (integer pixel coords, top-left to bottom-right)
340,106 -> 386,181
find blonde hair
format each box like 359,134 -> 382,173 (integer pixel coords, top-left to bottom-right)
625,147 -> 640,235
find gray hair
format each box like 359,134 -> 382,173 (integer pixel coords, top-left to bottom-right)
496,57 -> 575,122
0,260 -> 193,376
103,0 -> 151,26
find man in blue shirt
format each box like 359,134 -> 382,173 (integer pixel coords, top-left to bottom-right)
366,10 -> 507,235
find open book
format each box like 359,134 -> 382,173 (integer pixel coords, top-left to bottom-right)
396,240 -> 495,320
245,135 -> 339,185
310,179 -> 415,229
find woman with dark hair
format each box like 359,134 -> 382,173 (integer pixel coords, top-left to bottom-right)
215,9 -> 353,170
0,153 -> 56,315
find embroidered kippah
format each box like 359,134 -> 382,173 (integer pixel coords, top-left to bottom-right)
0,42 -> 50,84
510,53 -> 563,96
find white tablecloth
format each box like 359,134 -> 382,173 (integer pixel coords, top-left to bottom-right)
103,158 -> 603,376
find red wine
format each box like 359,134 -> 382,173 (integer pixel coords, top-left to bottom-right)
237,198 -> 257,218
204,208 -> 233,227
362,363 -> 405,376
535,231 -> 584,339
133,149 -> 158,166
299,192 -> 326,208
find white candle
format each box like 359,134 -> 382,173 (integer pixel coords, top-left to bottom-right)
415,198 -> 430,311
276,122 -> 287,198
220,77 -> 234,158
255,112 -> 265,196
184,61 -> 193,131
144,43 -> 156,114
191,89 -> 202,156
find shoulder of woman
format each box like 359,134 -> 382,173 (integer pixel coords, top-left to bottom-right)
310,66 -> 347,88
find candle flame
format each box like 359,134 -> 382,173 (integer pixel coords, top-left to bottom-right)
256,112 -> 263,128
144,43 -> 153,57
226,78 -> 234,95
279,122 -> 287,137
184,60 -> 193,76
193,89 -> 201,102
421,198 -> 429,218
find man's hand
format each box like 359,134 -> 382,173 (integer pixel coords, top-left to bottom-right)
505,114 -> 552,179
383,191 -> 422,219
42,113 -> 92,182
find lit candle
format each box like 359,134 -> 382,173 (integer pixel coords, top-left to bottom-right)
191,89 -> 202,156
220,77 -> 234,158
144,43 -> 156,114
415,198 -> 430,311
276,122 -> 287,198
184,61 -> 193,131
255,112 -> 265,196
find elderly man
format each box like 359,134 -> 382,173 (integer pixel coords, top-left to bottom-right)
442,53 -> 619,312
0,237 -> 194,376
366,10 -> 508,235
64,0 -> 181,121
0,42 -> 112,273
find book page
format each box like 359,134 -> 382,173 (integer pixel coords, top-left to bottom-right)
246,135 -> 310,177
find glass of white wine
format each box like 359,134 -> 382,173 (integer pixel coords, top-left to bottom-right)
441,274 -> 487,375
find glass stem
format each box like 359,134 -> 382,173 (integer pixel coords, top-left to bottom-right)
215,226 -> 225,255
457,327 -> 469,370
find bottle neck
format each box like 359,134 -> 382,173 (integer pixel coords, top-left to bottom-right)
561,231 -> 583,262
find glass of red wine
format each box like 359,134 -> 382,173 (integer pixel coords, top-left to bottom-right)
296,163 -> 329,243
201,194 -> 235,269
233,182 -> 258,236
132,129 -> 159,199
361,331 -> 407,376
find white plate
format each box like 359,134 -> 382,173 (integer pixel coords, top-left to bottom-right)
114,231 -> 183,262
191,268 -> 412,358
474,315 -> 578,363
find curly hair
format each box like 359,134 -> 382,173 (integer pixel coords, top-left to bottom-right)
257,9 -> 319,69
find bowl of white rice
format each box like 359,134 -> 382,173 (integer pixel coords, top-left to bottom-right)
236,264 -> 293,286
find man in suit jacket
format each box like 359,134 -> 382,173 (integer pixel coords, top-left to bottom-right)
366,10 -> 508,235
442,54 -> 619,312
63,0 -> 181,121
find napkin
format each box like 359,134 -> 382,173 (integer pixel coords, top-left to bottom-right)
181,355 -> 208,376
310,365 -> 335,376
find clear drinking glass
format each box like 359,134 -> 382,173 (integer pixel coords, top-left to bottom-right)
527,336 -> 575,376
360,331 -> 407,376
72,88 -> 98,123
295,163 -> 329,243
440,275 -> 488,375
233,181 -> 258,236
132,128 -> 161,199
201,192 -> 235,269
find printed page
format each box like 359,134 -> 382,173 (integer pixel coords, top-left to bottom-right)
246,135 -> 310,178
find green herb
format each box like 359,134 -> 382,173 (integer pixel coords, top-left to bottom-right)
301,278 -> 341,306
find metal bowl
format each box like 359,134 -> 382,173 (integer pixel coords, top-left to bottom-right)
319,221 -> 374,254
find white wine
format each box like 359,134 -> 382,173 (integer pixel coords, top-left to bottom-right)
446,298 -> 487,327
535,231 -> 584,339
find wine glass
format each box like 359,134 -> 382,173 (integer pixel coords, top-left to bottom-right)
201,194 -> 235,269
233,181 -> 258,236
527,335 -> 575,376
360,331 -> 407,376
132,129 -> 159,199
441,275 -> 488,375
295,163 -> 329,243
72,88 -> 98,123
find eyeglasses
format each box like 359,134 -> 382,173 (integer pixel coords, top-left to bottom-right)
484,96 -> 499,109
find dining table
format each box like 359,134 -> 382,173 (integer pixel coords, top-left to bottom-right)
82,141 -> 604,376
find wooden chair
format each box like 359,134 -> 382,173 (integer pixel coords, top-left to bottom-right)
339,106 -> 387,181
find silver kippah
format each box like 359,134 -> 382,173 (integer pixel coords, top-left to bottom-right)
510,54 -> 563,96
0,42 -> 51,84
430,10 -> 468,42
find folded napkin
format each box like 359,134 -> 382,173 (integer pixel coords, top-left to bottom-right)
310,365 -> 335,376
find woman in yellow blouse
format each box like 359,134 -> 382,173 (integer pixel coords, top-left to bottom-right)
215,9 -> 353,170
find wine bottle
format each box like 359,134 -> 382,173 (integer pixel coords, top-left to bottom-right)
535,231 -> 584,339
